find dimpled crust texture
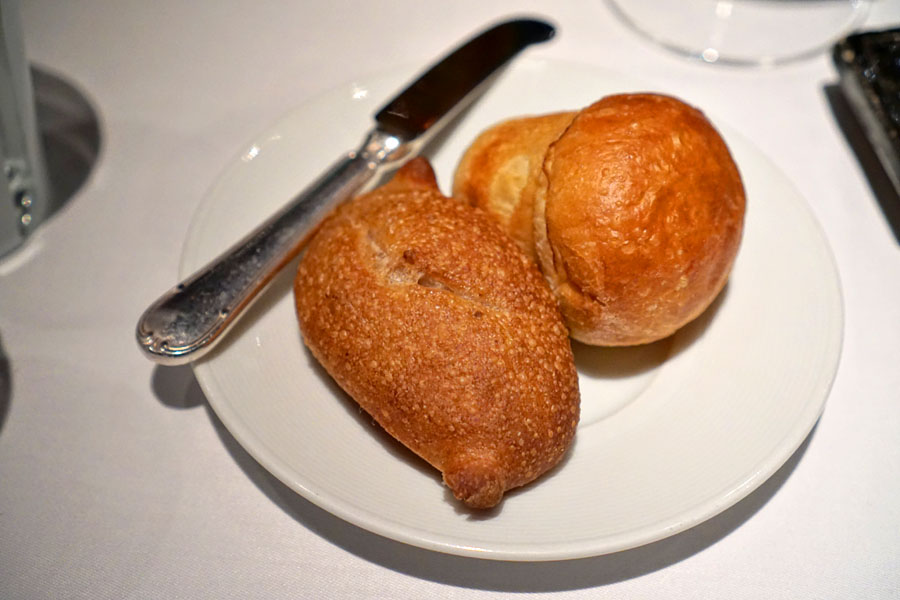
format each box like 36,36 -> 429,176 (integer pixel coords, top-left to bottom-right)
452,112 -> 576,260
294,158 -> 580,509
533,94 -> 746,345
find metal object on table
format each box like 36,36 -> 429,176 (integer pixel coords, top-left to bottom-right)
833,27 -> 900,241
136,17 -> 555,365
0,0 -> 50,258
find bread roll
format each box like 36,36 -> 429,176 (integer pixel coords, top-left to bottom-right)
452,111 -> 575,259
294,158 -> 579,509
454,93 -> 746,346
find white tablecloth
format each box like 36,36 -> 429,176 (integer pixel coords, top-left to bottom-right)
2,1 -> 899,598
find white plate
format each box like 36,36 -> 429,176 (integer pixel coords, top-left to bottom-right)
184,58 -> 843,561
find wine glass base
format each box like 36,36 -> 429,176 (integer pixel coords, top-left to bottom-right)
607,0 -> 870,66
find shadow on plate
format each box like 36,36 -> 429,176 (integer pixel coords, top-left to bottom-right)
824,84 -> 900,245
149,358 -> 816,591
571,283 -> 728,381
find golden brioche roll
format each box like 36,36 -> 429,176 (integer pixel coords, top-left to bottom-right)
454,93 -> 746,346
535,94 -> 745,345
294,158 -> 580,509
452,111 -> 575,259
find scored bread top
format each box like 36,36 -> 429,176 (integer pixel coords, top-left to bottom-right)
294,158 -> 579,508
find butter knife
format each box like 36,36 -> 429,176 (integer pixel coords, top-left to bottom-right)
136,18 -> 555,365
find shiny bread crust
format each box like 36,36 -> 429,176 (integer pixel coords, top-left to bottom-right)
454,94 -> 746,346
294,158 -> 580,508
534,94 -> 745,345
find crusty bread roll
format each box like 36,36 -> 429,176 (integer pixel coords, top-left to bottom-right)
454,93 -> 746,346
452,111 -> 576,259
294,158 -> 579,509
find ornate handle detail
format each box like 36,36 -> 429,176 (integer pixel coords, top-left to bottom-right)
136,130 -> 406,365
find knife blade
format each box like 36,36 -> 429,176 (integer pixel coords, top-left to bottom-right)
136,17 -> 555,365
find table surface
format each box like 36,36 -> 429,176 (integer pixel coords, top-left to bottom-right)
2,1 -> 899,598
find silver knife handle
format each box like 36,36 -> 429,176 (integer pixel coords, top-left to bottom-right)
136,129 -> 407,365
